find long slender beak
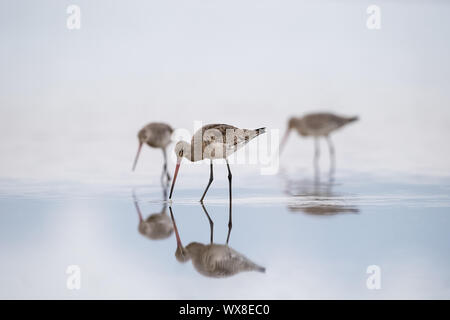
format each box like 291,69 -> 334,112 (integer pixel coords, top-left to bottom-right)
279,129 -> 290,155
131,190 -> 143,222
169,206 -> 182,248
169,159 -> 181,199
132,142 -> 143,171
133,200 -> 143,222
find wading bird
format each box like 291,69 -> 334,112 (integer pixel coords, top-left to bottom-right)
169,206 -> 265,278
132,122 -> 173,186
169,124 -> 266,203
280,112 -> 358,173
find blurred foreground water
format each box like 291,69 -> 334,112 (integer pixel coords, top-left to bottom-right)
1,169 -> 449,299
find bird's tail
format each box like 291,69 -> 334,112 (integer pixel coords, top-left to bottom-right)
346,116 -> 359,123
254,127 -> 266,136
246,261 -> 266,273
255,265 -> 266,273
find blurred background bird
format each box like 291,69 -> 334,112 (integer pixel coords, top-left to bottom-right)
280,112 -> 358,174
132,122 -> 173,187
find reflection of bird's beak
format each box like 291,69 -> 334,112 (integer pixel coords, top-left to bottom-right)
133,200 -> 143,222
132,142 -> 143,171
131,190 -> 143,221
279,129 -> 290,155
169,206 -> 182,248
169,158 -> 181,199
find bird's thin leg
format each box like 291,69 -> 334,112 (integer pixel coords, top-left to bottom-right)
164,148 -> 171,182
200,160 -> 214,203
314,137 -> 320,179
160,149 -> 167,188
326,135 -> 336,178
161,187 -> 168,214
161,148 -> 170,189
200,203 -> 214,244
226,159 -> 232,244
162,185 -> 167,200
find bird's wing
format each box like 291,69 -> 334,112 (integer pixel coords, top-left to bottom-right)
202,245 -> 265,277
192,124 -> 245,148
149,123 -> 173,135
145,123 -> 174,147
190,124 -> 262,159
192,124 -> 235,146
302,113 -> 344,132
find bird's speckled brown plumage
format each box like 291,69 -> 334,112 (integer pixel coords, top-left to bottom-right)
178,124 -> 266,161
138,122 -> 173,148
169,123 -> 266,201
185,242 -> 266,278
288,113 -> 358,137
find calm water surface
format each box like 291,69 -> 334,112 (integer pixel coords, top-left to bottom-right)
2,0 -> 450,301
1,170 -> 450,299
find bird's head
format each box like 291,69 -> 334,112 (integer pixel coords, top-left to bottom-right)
287,117 -> 299,130
137,128 -> 148,144
175,246 -> 191,263
174,141 -> 191,162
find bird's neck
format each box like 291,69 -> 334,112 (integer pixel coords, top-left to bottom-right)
183,143 -> 195,162
296,119 -> 308,136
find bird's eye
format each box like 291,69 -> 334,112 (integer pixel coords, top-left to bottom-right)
178,150 -> 183,157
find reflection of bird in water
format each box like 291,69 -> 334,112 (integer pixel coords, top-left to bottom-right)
132,122 -> 173,187
169,205 -> 265,278
284,173 -> 359,216
133,189 -> 173,240
289,201 -> 359,216
280,112 -> 358,175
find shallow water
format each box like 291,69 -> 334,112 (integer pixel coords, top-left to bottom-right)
2,0 -> 450,301
1,170 -> 450,299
